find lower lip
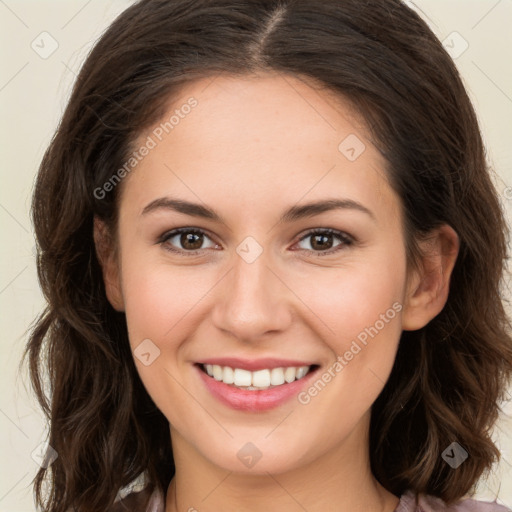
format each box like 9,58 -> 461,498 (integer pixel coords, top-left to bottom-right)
195,364 -> 319,412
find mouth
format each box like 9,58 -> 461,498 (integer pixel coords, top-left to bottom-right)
194,360 -> 321,412
197,363 -> 318,390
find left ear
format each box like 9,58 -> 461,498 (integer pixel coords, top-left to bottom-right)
401,224 -> 459,331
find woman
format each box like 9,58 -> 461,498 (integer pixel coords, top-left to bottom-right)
24,0 -> 512,511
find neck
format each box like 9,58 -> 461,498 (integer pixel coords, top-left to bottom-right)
164,416 -> 400,512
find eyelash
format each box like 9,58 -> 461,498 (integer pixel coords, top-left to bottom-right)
157,227 -> 354,256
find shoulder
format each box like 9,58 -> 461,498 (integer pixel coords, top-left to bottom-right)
397,490 -> 511,512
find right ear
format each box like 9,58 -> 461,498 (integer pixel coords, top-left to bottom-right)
93,216 -> 125,312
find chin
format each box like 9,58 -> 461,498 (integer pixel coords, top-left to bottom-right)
197,436 -> 315,476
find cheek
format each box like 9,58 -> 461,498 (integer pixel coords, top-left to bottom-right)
122,276 -> 172,348
120,255 -> 210,347
290,257 -> 405,347
292,254 -> 405,416
119,260 -> 202,415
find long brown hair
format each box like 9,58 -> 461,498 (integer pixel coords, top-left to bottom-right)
23,0 -> 512,510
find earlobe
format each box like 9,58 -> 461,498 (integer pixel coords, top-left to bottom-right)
401,224 -> 459,331
93,216 -> 125,312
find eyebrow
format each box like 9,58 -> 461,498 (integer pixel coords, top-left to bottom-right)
141,197 -> 375,223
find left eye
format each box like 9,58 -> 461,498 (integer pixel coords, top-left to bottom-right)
295,229 -> 353,254
158,228 -> 353,255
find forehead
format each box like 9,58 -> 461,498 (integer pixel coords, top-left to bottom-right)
122,72 -> 400,225
144,72 -> 371,159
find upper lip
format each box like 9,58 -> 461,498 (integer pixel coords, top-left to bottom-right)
197,357 -> 317,372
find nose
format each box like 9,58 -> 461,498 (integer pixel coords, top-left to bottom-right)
211,246 -> 293,343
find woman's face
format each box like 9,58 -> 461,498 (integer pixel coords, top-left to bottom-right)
104,72 -> 417,474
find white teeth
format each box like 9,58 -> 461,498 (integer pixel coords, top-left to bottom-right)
202,364 -> 311,389
270,367 -> 285,385
233,368 -> 252,387
296,366 -> 309,379
212,365 -> 223,381
222,366 -> 234,384
252,369 -> 271,388
284,367 -> 296,383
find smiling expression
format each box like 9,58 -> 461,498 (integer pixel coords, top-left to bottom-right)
102,71 -> 413,474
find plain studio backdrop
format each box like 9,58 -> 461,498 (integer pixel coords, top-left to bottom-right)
1,1 -> 511,510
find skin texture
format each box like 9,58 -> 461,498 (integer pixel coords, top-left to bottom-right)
95,72 -> 459,512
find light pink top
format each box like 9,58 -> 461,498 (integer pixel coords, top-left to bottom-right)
396,490 -> 510,512
111,486 -> 511,511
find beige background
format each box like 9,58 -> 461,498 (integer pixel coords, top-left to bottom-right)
1,0 -> 511,510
